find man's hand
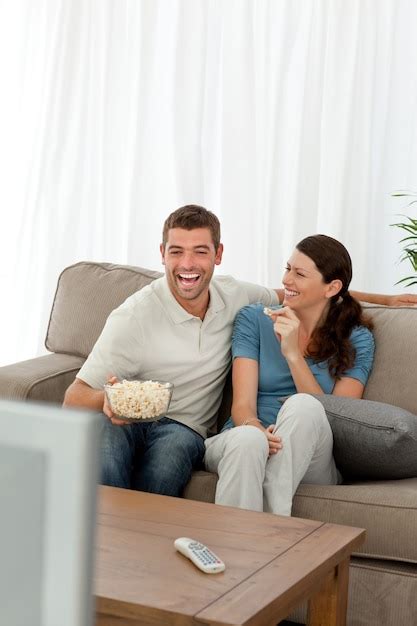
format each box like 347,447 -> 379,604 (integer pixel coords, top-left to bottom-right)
350,289 -> 417,307
104,376 -> 131,426
265,425 -> 282,456
386,293 -> 417,307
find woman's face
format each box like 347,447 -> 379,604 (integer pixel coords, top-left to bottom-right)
282,249 -> 340,312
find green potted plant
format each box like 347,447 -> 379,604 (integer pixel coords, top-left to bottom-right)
391,191 -> 417,287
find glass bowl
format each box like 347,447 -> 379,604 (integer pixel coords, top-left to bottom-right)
104,380 -> 174,422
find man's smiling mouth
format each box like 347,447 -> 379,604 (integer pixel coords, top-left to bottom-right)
177,273 -> 201,286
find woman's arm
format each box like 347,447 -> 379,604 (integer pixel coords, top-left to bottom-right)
332,377 -> 364,399
271,308 -> 324,395
331,326 -> 374,399
271,309 -> 371,399
231,357 -> 282,455
231,358 -> 260,427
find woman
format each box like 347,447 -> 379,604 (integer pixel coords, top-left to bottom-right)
204,234 -> 375,516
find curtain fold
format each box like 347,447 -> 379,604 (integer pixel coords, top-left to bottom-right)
1,0 -> 416,365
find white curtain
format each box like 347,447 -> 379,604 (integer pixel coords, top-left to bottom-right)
1,0 -> 417,366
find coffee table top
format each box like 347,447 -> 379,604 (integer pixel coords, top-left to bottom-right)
94,486 -> 365,626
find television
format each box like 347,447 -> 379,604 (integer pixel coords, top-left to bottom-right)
0,399 -> 102,626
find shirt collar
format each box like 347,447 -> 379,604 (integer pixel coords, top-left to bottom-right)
155,276 -> 225,325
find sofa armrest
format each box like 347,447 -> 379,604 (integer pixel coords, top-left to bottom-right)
0,353 -> 86,404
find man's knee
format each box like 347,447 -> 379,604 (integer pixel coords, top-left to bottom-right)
140,424 -> 205,495
159,426 -> 205,465
100,420 -> 136,487
101,420 -> 133,458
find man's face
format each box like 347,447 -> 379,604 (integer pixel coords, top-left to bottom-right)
160,228 -> 223,308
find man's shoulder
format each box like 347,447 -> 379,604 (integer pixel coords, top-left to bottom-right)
115,276 -> 165,315
211,274 -> 243,290
212,275 -> 278,309
212,274 -> 262,289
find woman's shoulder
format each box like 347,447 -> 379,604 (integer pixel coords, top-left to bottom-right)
234,303 -> 283,329
349,325 -> 375,350
237,302 -> 282,318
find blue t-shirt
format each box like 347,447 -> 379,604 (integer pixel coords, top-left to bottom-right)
222,303 -> 375,430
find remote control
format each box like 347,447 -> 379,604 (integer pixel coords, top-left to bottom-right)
174,537 -> 225,574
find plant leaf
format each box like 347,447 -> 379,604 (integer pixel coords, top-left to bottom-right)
399,235 -> 417,243
395,276 -> 417,287
390,199 -> 417,286
391,190 -> 417,197
393,225 -> 417,236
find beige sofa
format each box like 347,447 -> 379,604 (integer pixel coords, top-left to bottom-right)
1,261 -> 416,626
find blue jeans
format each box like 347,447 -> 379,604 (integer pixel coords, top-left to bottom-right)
100,416 -> 205,497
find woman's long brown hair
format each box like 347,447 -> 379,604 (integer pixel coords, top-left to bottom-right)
296,234 -> 373,379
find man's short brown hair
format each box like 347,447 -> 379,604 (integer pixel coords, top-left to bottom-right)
162,205 -> 221,250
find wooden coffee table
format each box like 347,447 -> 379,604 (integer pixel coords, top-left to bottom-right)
94,486 -> 365,626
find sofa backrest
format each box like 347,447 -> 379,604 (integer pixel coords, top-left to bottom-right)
45,262 -> 162,358
46,262 -> 417,415
361,305 -> 417,414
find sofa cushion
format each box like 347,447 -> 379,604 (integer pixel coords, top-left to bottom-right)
184,471 -> 417,564
315,394 -> 417,480
183,470 -> 217,502
362,305 -> 417,415
289,557 -> 417,626
0,353 -> 85,403
292,478 -> 417,564
45,262 -> 162,358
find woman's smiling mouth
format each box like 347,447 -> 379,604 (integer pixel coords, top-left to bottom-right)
284,289 -> 300,298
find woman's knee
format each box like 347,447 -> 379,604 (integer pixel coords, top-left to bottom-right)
278,394 -> 330,444
224,425 -> 269,458
283,393 -> 326,422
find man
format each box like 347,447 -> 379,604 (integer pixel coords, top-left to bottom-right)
63,205 -> 417,497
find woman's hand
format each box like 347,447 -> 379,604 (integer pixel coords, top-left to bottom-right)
270,307 -> 302,361
265,425 -> 282,456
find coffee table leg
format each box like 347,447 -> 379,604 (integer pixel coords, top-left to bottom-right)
306,557 -> 349,626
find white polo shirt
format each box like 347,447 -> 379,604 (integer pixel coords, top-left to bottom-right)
77,275 -> 278,438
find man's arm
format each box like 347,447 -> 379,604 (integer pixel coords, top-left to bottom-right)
64,377 -> 129,425
274,288 -> 417,307
63,378 -> 104,411
350,291 -> 417,306
275,288 -> 284,303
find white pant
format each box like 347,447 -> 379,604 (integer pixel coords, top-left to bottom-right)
204,393 -> 340,516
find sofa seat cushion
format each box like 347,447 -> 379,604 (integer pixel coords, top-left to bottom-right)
184,473 -> 417,563
315,394 -> 417,480
182,470 -> 217,503
46,262 -> 162,358
289,557 -> 417,626
292,478 -> 417,563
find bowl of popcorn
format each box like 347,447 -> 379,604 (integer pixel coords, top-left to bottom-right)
104,379 -> 174,422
